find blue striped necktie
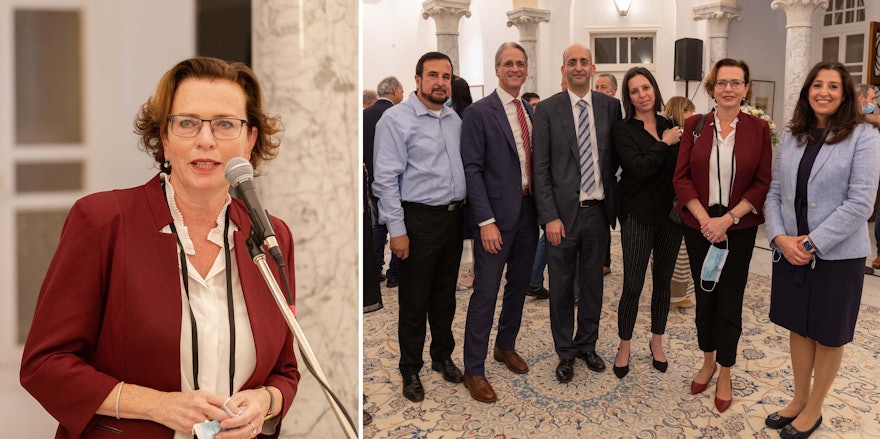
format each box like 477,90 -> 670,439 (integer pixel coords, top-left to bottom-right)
577,100 -> 595,194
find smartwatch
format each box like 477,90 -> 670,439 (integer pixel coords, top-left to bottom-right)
803,239 -> 815,252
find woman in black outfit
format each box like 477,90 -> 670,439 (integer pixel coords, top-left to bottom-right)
611,67 -> 683,378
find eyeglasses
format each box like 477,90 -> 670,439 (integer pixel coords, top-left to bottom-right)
566,58 -> 593,67
167,115 -> 248,140
500,60 -> 527,69
714,80 -> 745,90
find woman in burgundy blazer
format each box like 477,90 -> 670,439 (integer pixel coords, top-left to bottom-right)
673,58 -> 772,414
20,57 -> 299,438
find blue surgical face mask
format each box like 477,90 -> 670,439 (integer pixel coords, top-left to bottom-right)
193,421 -> 222,439
863,103 -> 876,114
700,242 -> 729,292
445,97 -> 452,107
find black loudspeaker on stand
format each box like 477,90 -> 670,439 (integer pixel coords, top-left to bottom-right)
674,38 -> 703,97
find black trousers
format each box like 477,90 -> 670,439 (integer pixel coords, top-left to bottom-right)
682,225 -> 757,367
617,216 -> 682,340
363,205 -> 383,313
397,203 -> 463,376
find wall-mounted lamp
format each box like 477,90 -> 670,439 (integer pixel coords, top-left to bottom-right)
614,0 -> 632,16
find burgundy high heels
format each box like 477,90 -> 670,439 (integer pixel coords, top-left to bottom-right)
690,364 -> 717,395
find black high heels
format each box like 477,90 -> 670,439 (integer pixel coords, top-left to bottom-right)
613,350 -> 630,379
649,344 -> 668,373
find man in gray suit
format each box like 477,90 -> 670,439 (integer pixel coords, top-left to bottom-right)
532,43 -> 622,383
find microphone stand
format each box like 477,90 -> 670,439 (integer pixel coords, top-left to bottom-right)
245,234 -> 357,439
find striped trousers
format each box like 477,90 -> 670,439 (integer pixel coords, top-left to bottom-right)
617,215 -> 683,340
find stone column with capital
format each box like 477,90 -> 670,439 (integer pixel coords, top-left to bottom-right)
252,0 -> 358,437
693,2 -> 743,67
506,7 -> 550,94
771,0 -> 829,123
422,0 -> 471,75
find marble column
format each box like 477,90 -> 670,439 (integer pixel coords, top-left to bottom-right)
693,2 -> 742,66
422,0 -> 471,74
252,1 -> 358,438
771,0 -> 830,123
506,7 -> 550,94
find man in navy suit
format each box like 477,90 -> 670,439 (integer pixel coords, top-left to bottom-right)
532,43 -> 622,383
364,76 -> 404,287
460,42 -> 538,402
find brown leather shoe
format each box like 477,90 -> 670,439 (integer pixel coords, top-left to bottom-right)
872,255 -> 880,269
463,373 -> 497,403
493,347 -> 529,374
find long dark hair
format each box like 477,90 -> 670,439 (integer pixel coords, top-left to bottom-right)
620,67 -> 664,121
788,61 -> 860,145
451,75 -> 473,117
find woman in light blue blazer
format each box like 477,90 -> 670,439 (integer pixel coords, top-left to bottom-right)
764,61 -> 880,439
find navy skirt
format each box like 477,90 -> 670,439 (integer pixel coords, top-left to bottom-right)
769,254 -> 865,347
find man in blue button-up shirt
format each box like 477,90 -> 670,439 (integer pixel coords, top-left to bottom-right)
372,51 -> 466,403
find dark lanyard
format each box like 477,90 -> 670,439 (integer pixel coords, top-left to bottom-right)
165,185 -> 236,396
713,119 -> 735,207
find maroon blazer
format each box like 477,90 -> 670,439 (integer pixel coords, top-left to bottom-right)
20,174 -> 299,438
673,110 -> 773,230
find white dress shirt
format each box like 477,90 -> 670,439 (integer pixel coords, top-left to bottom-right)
567,89 -> 604,201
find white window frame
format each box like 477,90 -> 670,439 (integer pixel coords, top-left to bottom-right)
814,0 -> 870,83
590,30 -> 658,73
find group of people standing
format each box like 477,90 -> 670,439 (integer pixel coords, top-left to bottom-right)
367,40 -> 879,439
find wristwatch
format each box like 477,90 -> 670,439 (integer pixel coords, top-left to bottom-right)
727,211 -> 739,225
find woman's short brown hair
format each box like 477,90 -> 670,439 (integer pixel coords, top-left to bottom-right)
703,58 -> 752,104
134,56 -> 282,174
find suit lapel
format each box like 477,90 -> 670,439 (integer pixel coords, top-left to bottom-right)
808,134 -> 833,183
555,94 -> 579,160
489,91 -> 518,155
788,137 -> 806,191
591,91 -> 608,166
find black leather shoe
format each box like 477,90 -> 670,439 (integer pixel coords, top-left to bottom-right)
577,350 -> 606,372
386,277 -> 399,288
555,359 -> 574,383
430,359 -> 463,383
377,271 -> 387,282
526,285 -> 550,299
780,416 -> 822,439
401,374 -> 424,402
765,411 -> 797,429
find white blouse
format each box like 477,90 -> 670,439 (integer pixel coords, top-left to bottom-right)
162,175 -> 257,439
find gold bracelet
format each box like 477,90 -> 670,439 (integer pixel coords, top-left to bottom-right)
257,386 -> 275,420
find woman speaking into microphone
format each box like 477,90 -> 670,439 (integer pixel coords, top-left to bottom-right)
21,56 -> 299,439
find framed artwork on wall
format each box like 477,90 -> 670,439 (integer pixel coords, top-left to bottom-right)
868,21 -> 880,85
469,85 -> 484,99
748,80 -> 775,118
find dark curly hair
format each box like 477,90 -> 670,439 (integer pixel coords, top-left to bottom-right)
134,56 -> 282,175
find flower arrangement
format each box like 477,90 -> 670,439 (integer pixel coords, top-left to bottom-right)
741,104 -> 779,146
